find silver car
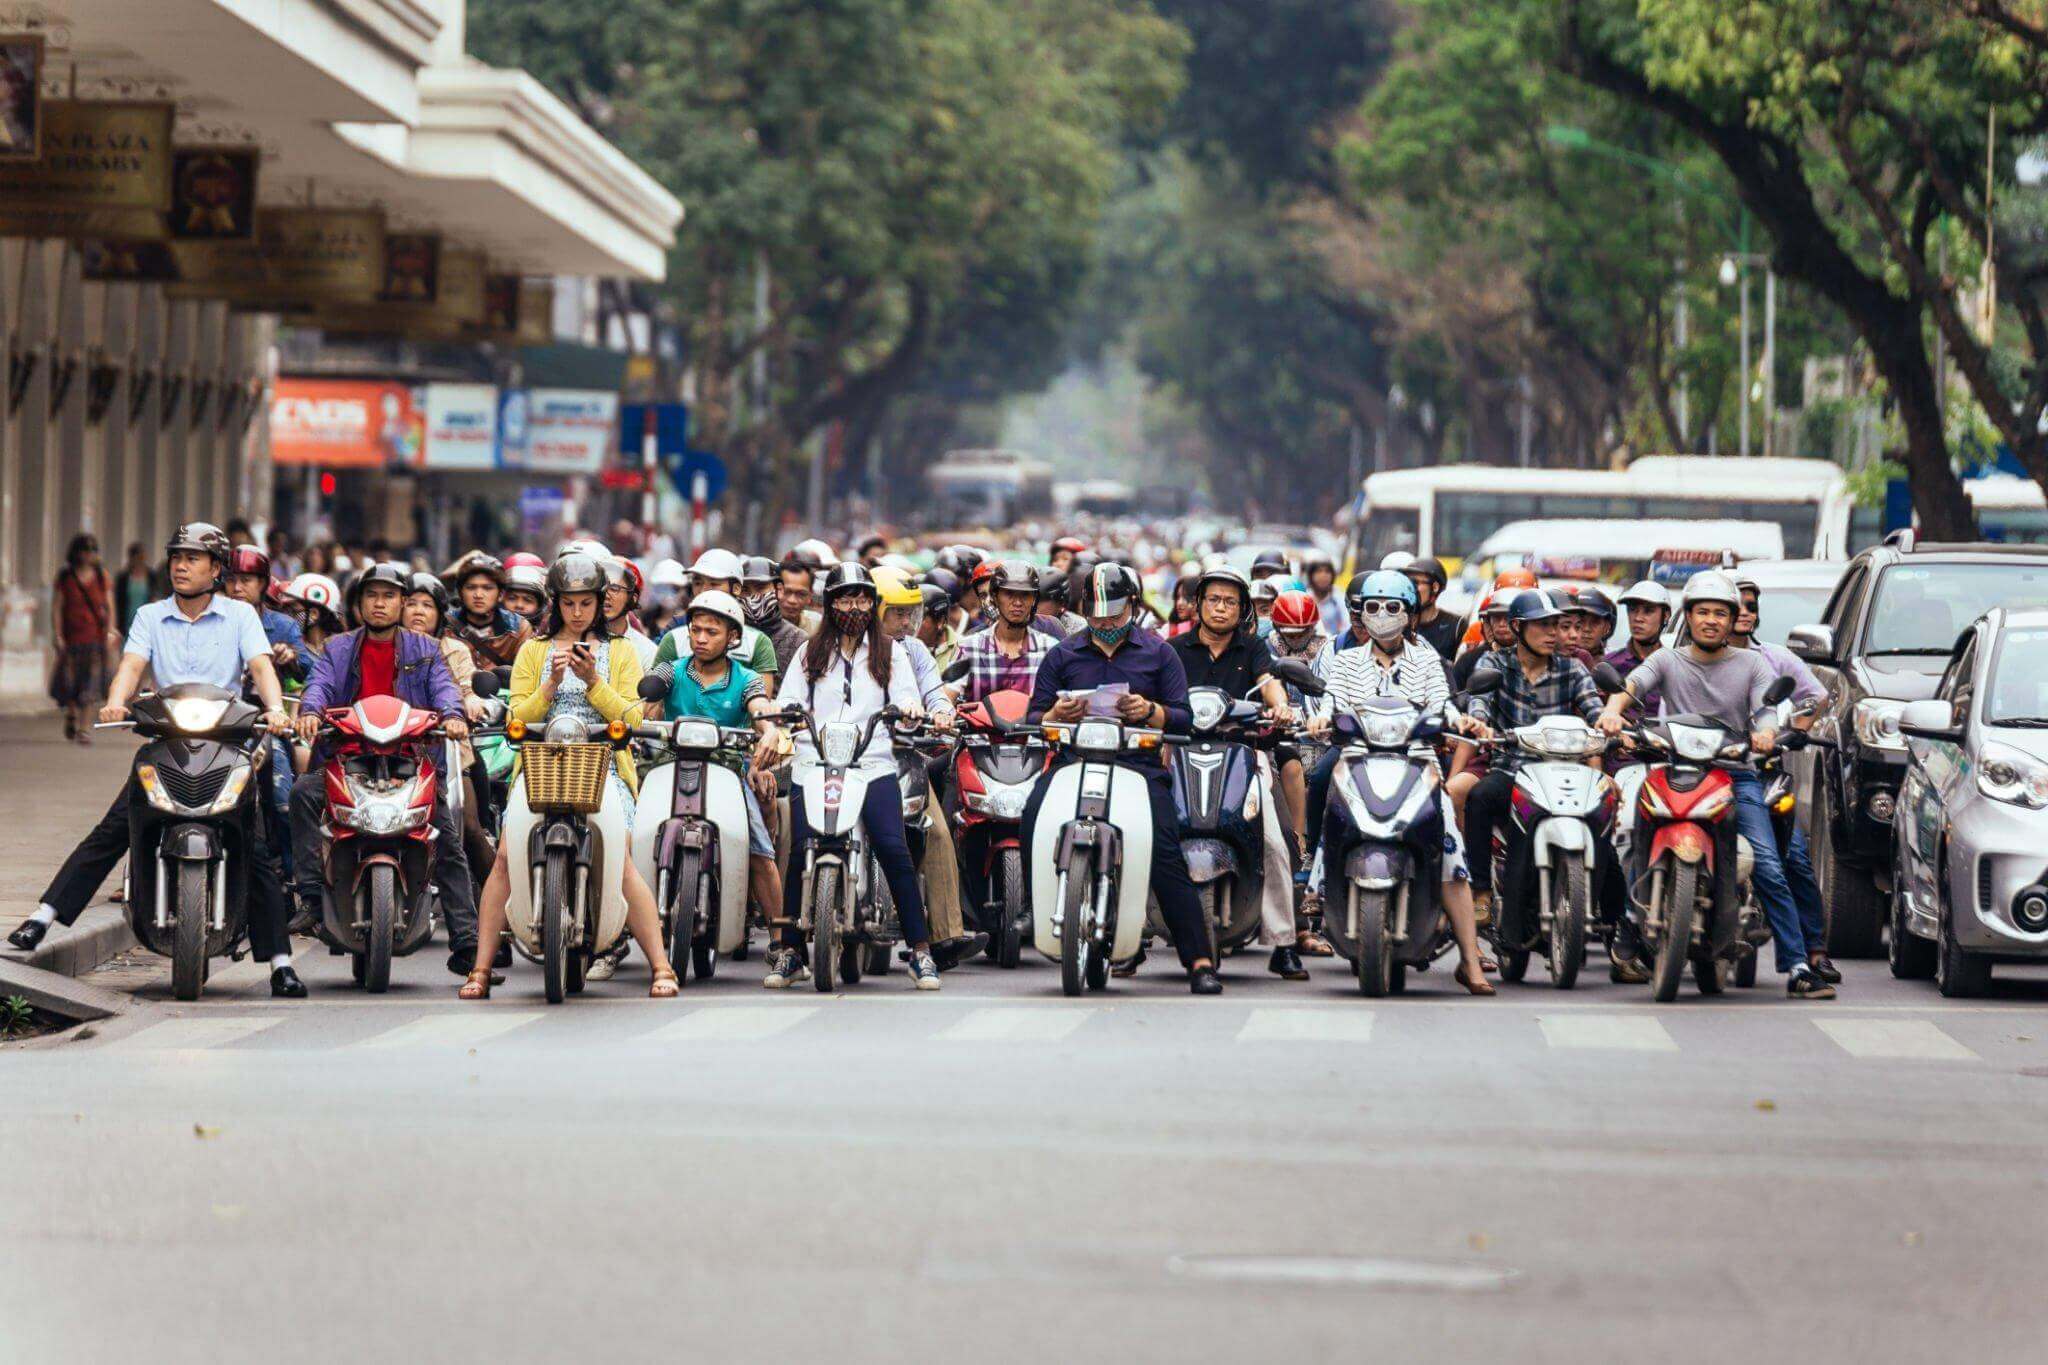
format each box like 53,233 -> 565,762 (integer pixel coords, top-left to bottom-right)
1892,606 -> 2048,995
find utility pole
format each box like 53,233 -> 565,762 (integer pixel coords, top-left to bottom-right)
1762,268 -> 1776,457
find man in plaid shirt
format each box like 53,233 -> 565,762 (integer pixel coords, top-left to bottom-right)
944,560 -> 1063,705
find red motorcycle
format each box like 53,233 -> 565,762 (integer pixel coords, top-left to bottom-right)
951,689 -> 1053,968
313,694 -> 451,991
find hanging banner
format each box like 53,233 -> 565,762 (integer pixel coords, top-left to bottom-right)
0,34 -> 43,162
169,148 -> 258,239
507,388 -> 618,474
420,383 -> 500,471
0,99 -> 173,239
310,244 -> 484,339
380,232 -> 440,303
173,207 -> 384,305
270,378 -> 418,468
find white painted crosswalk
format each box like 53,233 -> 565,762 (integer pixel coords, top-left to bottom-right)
356,1013 -> 545,1049
643,1005 -> 819,1041
1815,1019 -> 1980,1061
939,1007 -> 1092,1041
116,1016 -> 287,1050
1537,1014 -> 1678,1052
1237,1008 -> 1375,1042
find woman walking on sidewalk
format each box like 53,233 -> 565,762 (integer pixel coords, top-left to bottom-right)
51,534 -> 116,745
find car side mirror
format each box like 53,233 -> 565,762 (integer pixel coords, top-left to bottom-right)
1786,623 -> 1835,666
1898,698 -> 1960,740
637,674 -> 668,702
470,670 -> 501,699
1269,655 -> 1327,697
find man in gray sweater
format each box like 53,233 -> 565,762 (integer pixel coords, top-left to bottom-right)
1597,571 -> 1835,1000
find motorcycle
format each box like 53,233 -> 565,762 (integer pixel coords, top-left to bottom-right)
950,688 -> 1052,969
629,674 -> 758,985
1030,710 -> 1181,996
307,694 -> 458,992
1482,707 -> 1617,990
98,684 -> 270,1001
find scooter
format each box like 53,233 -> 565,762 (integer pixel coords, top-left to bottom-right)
1484,712 -> 1616,990
950,688 -> 1051,968
99,684 -> 271,1001
629,674 -> 756,985
307,694 -> 454,992
1031,710 -> 1180,996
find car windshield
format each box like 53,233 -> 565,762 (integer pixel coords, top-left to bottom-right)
1865,563 -> 2048,654
1750,585 -> 1834,647
1987,628 -> 2048,723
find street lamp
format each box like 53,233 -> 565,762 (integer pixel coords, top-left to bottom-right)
1720,250 -> 1776,458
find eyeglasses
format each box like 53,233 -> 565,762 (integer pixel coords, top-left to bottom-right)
1200,594 -> 1241,608
1354,601 -> 1409,618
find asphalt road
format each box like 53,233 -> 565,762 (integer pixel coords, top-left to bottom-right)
8,937 -> 2048,1364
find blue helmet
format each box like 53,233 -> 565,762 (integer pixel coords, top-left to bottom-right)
1508,588 -> 1564,624
1346,569 -> 1418,613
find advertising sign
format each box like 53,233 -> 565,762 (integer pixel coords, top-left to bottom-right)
270,379 -> 417,468
420,383 -> 499,471
173,207 -> 383,305
0,100 -> 173,239
169,148 -> 258,239
380,232 -> 440,303
514,389 -> 619,474
0,34 -> 44,162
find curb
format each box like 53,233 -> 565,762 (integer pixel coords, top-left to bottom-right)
0,904 -> 137,981
0,951 -> 136,1023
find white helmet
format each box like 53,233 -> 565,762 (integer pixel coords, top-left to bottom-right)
505,564 -> 548,596
791,537 -> 840,569
1379,550 -> 1416,572
1680,570 -> 1742,611
683,589 -> 747,636
561,538 -> 613,562
285,572 -> 342,615
1617,580 -> 1671,612
689,548 -> 745,582
650,558 -> 687,589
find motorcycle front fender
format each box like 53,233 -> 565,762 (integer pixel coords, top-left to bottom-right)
1346,843 -> 1410,890
1529,817 -> 1593,870
1182,836 -> 1236,886
162,822 -> 221,861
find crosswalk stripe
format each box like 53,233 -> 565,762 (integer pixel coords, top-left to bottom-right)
939,1007 -> 1092,1041
115,1016 -> 286,1050
1538,1014 -> 1677,1052
355,1012 -> 545,1049
645,1005 -> 819,1041
1236,1008 -> 1376,1042
1815,1019 -> 1977,1061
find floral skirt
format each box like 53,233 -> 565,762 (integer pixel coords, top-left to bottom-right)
50,643 -> 108,708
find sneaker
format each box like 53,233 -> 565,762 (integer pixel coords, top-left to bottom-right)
762,947 -> 809,989
585,955 -> 617,982
909,950 -> 942,990
1787,964 -> 1836,1000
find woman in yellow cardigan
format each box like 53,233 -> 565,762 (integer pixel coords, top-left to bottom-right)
461,554 -> 677,999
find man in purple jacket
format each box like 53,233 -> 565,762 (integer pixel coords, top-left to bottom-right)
286,563 -> 481,974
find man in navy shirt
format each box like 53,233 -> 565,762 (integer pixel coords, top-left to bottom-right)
1024,564 -> 1223,993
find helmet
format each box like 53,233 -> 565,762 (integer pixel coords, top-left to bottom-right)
546,552 -> 606,599
1508,588 -> 1564,624
226,546 -> 270,580
1050,536 -> 1088,556
1346,569 -> 1419,613
871,566 -> 922,608
1379,551 -> 1416,572
403,571 -> 450,626
738,555 -> 777,587
347,561 -> 411,616
931,547 -> 964,576
684,589 -> 746,637
285,573 -> 342,621
598,558 -> 628,593
455,553 -> 505,588
1478,590 -> 1512,618
1250,549 -> 1290,579
1680,570 -> 1742,612
990,560 -> 1041,596
1730,570 -> 1760,596
166,522 -> 232,565
1250,579 -> 1280,607
651,558 -> 688,589
820,561 -> 877,602
919,583 -> 952,617
790,538 -> 838,569
1271,590 -> 1320,632
1074,563 -> 1142,618
1494,566 -> 1539,591
970,559 -> 999,588
505,564 -> 548,598
504,551 -> 545,573
1402,557 -> 1448,589
856,533 -> 888,558
924,566 -> 966,605
618,559 -> 645,601
1574,586 -> 1616,622
562,538 -> 612,562
1039,568 -> 1068,606
1196,566 -> 1254,617
1617,580 -> 1671,613
688,548 -> 745,583
1300,548 -> 1334,572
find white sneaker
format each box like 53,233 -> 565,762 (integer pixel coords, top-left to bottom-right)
585,955 -> 617,982
763,947 -> 810,989
909,950 -> 941,991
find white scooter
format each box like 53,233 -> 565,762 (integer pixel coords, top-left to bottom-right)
1031,711 -> 1179,996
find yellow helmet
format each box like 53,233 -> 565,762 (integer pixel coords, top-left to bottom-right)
871,565 -> 922,608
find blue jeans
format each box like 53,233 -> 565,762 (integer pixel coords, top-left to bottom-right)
1732,770 -> 1824,972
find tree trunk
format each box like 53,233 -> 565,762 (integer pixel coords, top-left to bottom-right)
1865,297 -> 1975,539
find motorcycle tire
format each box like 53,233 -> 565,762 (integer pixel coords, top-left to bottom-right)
1060,857 -> 1092,998
1734,944 -> 1760,987
1549,861 -> 1588,991
1651,860 -> 1699,1003
810,863 -> 841,995
171,860 -> 210,1002
840,938 -> 863,984
693,944 -> 716,981
998,847 -> 1026,970
1693,956 -> 1727,994
364,863 -> 397,994
351,952 -> 368,987
666,849 -> 703,970
542,846 -> 572,1005
863,943 -> 890,976
1497,948 -> 1529,983
1353,885 -> 1393,998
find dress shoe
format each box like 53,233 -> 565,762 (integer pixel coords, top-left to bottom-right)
271,966 -> 309,999
1188,965 -> 1224,995
1808,953 -> 1842,984
1268,945 -> 1309,980
929,934 -> 988,971
7,920 -> 51,951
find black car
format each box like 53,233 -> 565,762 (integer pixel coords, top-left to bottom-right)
1788,533 -> 2048,955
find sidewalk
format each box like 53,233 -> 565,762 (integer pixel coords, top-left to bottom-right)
0,715 -> 141,975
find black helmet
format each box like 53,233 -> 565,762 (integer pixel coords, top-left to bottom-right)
1575,586 -> 1616,622
166,522 -> 232,565
821,561 -> 877,601
1195,565 -> 1253,618
1402,556 -> 1448,589
1508,588 -> 1564,625
546,552 -> 605,599
919,583 -> 951,616
1039,568 -> 1069,606
989,559 -> 1041,595
403,571 -> 451,628
948,545 -> 986,582
739,554 -> 777,587
924,566 -> 966,605
347,560 -> 412,615
1249,549 -> 1289,578
455,553 -> 505,589
1074,563 -> 1141,618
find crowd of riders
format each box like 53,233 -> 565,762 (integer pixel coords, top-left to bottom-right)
13,519 -> 1841,1003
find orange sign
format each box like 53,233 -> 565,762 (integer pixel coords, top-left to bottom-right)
269,378 -> 418,467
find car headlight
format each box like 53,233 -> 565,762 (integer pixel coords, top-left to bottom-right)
165,696 -> 230,733
1073,719 -> 1122,754
671,719 -> 720,751
1853,699 -> 1906,752
1189,691 -> 1228,732
1978,743 -> 2048,808
1361,710 -> 1416,748
206,764 -> 252,815
1668,724 -> 1723,762
818,723 -> 861,768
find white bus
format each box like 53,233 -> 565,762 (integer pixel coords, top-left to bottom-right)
1347,456 -> 1860,570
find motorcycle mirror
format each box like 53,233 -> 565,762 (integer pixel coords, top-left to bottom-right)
940,657 -> 971,685
1592,661 -> 1627,694
1762,674 -> 1795,707
1464,667 -> 1504,697
470,670 -> 501,699
1268,655 -> 1327,697
637,674 -> 668,702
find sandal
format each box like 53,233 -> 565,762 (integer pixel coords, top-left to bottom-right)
650,967 -> 680,998
1456,960 -> 1497,997
458,967 -> 493,1001
1296,930 -> 1335,958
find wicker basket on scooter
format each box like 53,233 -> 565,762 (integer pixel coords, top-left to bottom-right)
521,742 -> 612,814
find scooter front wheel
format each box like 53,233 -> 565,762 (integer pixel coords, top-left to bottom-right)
810,864 -> 841,994
542,846 -> 572,1005
998,847 -> 1026,970
364,862 -> 397,994
1548,860 -> 1587,990
171,860 -> 210,1002
1352,884 -> 1393,998
1651,860 -> 1699,1003
1059,857 -> 1092,998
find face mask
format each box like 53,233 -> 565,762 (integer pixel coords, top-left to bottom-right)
742,591 -> 780,627
1089,621 -> 1133,648
833,602 -> 875,635
1364,611 -> 1408,644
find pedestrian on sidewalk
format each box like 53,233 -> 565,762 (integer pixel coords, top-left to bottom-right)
116,542 -> 157,636
50,533 -> 116,745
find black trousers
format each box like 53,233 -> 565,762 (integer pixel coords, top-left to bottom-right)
1304,744 -> 1343,856
1019,763 -> 1212,970
780,772 -> 931,949
1467,765 -> 1624,947
288,769 -> 479,951
1465,768 -> 1517,893
39,777 -> 293,960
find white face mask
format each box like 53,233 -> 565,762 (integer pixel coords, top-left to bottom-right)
1363,610 -> 1408,644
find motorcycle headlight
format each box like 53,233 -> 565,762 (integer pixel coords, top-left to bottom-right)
165,696 -> 230,733
205,764 -> 253,815
135,763 -> 176,812
1853,699 -> 1907,752
1242,779 -> 1262,821
1361,710 -> 1416,748
818,723 -> 861,768
350,793 -> 429,834
671,719 -> 720,751
543,716 -> 585,745
984,785 -> 1029,820
1190,691 -> 1228,732
1073,719 -> 1122,754
1978,743 -> 2048,809
1668,724 -> 1723,762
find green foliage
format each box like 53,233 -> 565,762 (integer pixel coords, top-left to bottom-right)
0,995 -> 35,1038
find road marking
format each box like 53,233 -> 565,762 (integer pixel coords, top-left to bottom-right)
1538,1014 -> 1677,1052
1815,1018 -> 1978,1061
939,1007 -> 1092,1041
355,1012 -> 544,1049
1237,1008 -> 1376,1042
645,1005 -> 820,1041
114,1016 -> 286,1050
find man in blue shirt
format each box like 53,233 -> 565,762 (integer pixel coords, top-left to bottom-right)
1022,564 -> 1224,994
13,524 -> 307,997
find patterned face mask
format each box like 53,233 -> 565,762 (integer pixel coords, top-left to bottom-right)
1089,620 -> 1133,648
832,601 -> 875,636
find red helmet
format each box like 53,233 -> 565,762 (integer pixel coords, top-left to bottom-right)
1494,566 -> 1538,591
971,559 -> 999,585
618,559 -> 644,600
1051,536 -> 1088,555
504,551 -> 545,572
227,546 -> 270,580
1271,589 -> 1320,632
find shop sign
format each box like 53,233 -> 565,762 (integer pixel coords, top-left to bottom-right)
513,388 -> 619,474
174,207 -> 383,305
0,99 -> 173,239
420,383 -> 500,471
0,34 -> 44,162
170,148 -> 258,239
381,233 -> 440,303
270,378 -> 417,468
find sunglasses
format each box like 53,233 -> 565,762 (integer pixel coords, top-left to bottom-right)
1355,601 -> 1409,617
